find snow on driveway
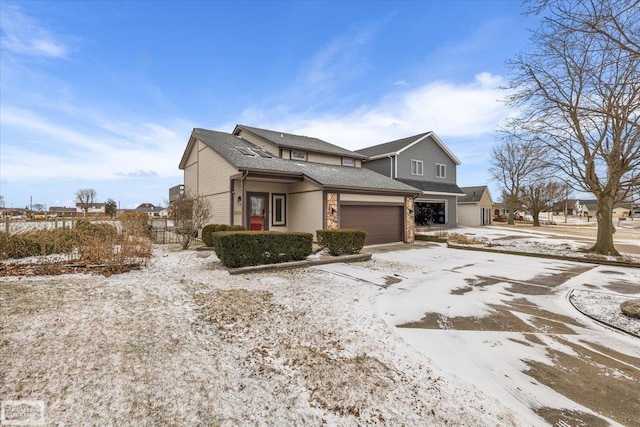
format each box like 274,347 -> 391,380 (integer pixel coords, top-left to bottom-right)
372,244 -> 640,427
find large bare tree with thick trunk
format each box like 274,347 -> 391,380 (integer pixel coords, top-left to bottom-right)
506,0 -> 640,255
490,135 -> 547,224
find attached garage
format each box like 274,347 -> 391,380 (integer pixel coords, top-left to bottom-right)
340,204 -> 404,245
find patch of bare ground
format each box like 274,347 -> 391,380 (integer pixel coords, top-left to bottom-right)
533,407 -> 609,427
605,279 -> 640,294
398,308 -> 537,332
524,336 -> 640,427
398,298 -> 584,334
0,261 -> 140,277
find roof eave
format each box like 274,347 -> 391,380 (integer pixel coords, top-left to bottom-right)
416,191 -> 466,197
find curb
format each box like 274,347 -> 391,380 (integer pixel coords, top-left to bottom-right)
227,253 -> 372,275
447,243 -> 640,269
567,289 -> 640,338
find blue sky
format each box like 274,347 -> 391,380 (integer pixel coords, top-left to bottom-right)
0,1 -> 536,209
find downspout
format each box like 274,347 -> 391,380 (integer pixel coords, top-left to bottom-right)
394,155 -> 398,178
240,171 -> 248,227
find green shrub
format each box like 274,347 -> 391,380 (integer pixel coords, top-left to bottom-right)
0,228 -> 81,260
316,229 -> 367,256
202,224 -> 246,247
202,224 -> 218,247
212,231 -> 312,268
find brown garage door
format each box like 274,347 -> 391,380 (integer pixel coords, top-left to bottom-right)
340,204 -> 403,245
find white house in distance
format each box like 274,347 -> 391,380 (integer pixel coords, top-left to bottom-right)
134,203 -> 169,218
458,186 -> 493,226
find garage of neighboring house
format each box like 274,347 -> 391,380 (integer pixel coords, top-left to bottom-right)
339,204 -> 404,245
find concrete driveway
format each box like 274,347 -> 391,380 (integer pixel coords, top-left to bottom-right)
323,243 -> 640,426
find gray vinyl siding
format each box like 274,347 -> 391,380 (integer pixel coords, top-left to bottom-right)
397,136 -> 457,184
363,157 -> 394,178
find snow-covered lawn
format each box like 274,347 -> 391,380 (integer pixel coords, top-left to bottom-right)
2,221 -> 639,426
1,245 -> 517,426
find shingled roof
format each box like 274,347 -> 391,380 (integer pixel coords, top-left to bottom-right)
356,132 -> 461,165
182,128 -> 419,194
458,186 -> 490,203
396,178 -> 465,196
233,125 -> 367,159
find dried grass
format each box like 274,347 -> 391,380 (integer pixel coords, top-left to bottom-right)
447,233 -> 488,245
1,220 -> 152,275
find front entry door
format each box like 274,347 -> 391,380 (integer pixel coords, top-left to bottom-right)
247,193 -> 268,231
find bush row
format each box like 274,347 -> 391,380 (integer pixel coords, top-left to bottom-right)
316,229 -> 366,256
202,224 -> 246,247
0,220 -> 152,266
0,228 -> 79,259
211,231 -> 312,268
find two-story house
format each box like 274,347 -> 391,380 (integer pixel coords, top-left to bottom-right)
356,132 -> 465,228
178,125 -> 420,245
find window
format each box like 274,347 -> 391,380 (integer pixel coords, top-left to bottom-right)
342,157 -> 355,167
272,194 -> 286,226
411,159 -> 423,176
436,163 -> 446,178
292,151 -> 307,161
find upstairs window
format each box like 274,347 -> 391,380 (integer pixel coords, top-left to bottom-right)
436,163 -> 446,178
342,157 -> 355,167
292,150 -> 307,161
411,159 -> 423,176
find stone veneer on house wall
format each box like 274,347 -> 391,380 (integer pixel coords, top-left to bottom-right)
326,193 -> 338,229
405,196 -> 415,243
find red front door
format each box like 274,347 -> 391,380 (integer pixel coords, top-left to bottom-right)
248,194 -> 267,230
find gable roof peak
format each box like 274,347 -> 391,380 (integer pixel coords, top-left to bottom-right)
356,131 -> 461,165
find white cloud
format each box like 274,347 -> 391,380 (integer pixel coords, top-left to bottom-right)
0,107 -> 194,181
0,5 -> 70,58
257,72 -> 511,151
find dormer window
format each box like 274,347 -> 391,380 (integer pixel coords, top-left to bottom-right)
342,157 -> 355,167
292,150 -> 307,161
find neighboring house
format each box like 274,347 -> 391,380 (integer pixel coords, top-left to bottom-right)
135,203 -> 169,218
356,132 -> 465,228
75,203 -> 106,217
552,199 -> 597,216
613,203 -> 632,219
178,125 -> 420,245
49,207 -> 81,217
458,186 -> 493,226
169,184 -> 185,202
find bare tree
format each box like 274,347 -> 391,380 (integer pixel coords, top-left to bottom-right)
489,135 -> 547,224
520,177 -> 563,226
527,0 -> 640,56
505,0 -> 640,255
171,192 -> 210,250
32,203 -> 45,213
75,188 -> 97,217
